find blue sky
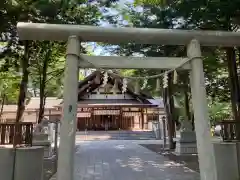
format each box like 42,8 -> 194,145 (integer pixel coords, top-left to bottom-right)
86,0 -> 143,56
81,0 -> 142,76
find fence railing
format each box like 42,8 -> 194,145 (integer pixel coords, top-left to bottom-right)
220,120 -> 240,141
0,122 -> 33,146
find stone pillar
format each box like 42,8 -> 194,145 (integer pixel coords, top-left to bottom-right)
152,121 -> 161,139
187,39 -> 216,180
212,142 -> 240,180
175,120 -> 197,154
14,147 -> 44,180
32,132 -> 51,157
48,123 -> 54,143
0,146 -> 44,180
162,116 -> 167,147
57,36 -> 80,180
54,122 -> 59,155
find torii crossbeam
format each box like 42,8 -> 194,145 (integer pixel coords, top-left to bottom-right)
17,22 -> 240,180
18,22 -> 240,46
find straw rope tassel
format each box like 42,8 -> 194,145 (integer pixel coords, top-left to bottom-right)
122,78 -> 127,93
134,80 -> 140,94
102,71 -> 108,87
97,88 -> 100,94
141,79 -> 148,90
111,79 -> 118,94
173,70 -> 178,84
155,78 -> 160,92
163,73 -> 168,88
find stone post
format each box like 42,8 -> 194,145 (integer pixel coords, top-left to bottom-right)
57,36 -> 80,180
175,118 -> 197,155
162,116 -> 167,148
54,121 -> 59,155
187,39 -> 216,180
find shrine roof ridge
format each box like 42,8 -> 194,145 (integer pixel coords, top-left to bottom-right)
17,22 -> 240,46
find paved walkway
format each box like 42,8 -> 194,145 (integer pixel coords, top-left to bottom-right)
75,130 -> 156,141
51,131 -> 200,180
72,140 -> 199,180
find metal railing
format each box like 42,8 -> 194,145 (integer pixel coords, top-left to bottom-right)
220,120 -> 240,141
0,122 -> 33,146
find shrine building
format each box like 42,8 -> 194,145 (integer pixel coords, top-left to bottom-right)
71,70 -> 164,131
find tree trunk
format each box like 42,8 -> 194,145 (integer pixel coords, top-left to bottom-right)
0,94 -> 6,122
168,73 -> 176,143
226,47 -> 240,139
33,85 -> 37,97
16,41 -> 30,122
15,41 -> 30,146
184,90 -> 191,121
162,73 -> 175,149
162,88 -> 173,149
38,49 -> 50,124
226,47 -> 240,120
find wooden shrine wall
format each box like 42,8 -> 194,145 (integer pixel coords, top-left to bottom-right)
76,107 -> 163,131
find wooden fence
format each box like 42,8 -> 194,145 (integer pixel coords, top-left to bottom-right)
220,120 -> 240,141
0,122 -> 33,146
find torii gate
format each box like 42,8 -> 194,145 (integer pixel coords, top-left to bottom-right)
17,22 -> 240,180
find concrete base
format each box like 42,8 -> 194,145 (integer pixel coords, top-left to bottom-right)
33,133 -> 49,141
175,131 -> 197,155
175,142 -> 197,154
33,133 -> 52,157
0,146 -> 44,180
178,131 -> 196,143
212,142 -> 240,180
33,140 -> 52,157
0,146 -> 15,180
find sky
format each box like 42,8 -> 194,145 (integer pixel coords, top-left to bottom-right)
0,0 -> 142,77
81,0 -> 144,76
81,0 -> 141,76
86,0 -> 143,56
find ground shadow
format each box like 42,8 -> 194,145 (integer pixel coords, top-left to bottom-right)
140,144 -> 199,172
73,141 -> 199,180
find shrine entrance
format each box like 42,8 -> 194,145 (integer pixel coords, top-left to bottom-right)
17,22 -> 240,180
76,105 -> 161,131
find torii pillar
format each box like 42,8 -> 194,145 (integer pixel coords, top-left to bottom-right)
57,36 -> 80,180
188,39 -> 216,180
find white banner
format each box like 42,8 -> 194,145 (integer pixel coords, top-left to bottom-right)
94,110 -> 120,115
77,113 -> 91,117
123,112 -> 141,116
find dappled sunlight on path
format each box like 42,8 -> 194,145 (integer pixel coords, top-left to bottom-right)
73,140 -> 199,180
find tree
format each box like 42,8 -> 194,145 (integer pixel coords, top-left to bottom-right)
208,100 -> 231,125
0,70 -> 21,120
133,0 -> 240,121
29,42 -> 65,123
0,0 -> 111,125
15,41 -> 30,123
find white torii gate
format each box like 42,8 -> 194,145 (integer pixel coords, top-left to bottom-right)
17,22 -> 240,180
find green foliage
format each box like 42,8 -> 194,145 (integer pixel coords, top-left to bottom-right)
79,72 -> 85,81
0,0 -> 114,119
134,0 -> 168,6
0,0 -> 239,124
28,42 -> 65,97
105,0 -> 237,123
0,68 -> 21,104
208,101 -> 231,125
